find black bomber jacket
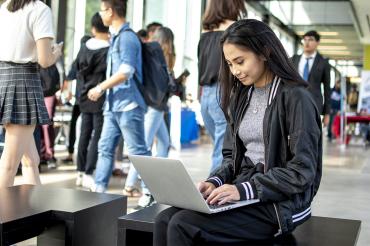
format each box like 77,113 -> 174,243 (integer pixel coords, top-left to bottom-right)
206,77 -> 322,235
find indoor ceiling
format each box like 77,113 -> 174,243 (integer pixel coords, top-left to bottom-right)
258,0 -> 370,62
351,0 -> 370,44
294,25 -> 363,61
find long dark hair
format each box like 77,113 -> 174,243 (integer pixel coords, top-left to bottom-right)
7,0 -> 36,12
219,19 -> 306,116
202,0 -> 247,31
152,27 -> 175,71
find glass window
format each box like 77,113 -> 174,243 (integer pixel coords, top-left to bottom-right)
84,0 -> 134,34
144,0 -> 168,26
85,0 -> 101,34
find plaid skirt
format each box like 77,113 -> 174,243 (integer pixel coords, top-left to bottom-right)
0,61 -> 50,125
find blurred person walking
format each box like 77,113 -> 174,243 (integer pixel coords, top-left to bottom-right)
124,26 -> 175,208
348,83 -> 359,112
327,80 -> 341,141
60,35 -> 91,164
291,30 -> 331,126
88,0 -> 150,193
0,0 -> 62,187
146,22 -> 162,42
75,13 -> 110,189
198,0 -> 247,173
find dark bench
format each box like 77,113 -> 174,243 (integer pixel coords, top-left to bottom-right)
0,185 -> 126,246
118,204 -> 361,246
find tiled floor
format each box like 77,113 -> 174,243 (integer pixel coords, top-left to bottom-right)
14,136 -> 369,245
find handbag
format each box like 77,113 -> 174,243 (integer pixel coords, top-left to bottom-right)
40,64 -> 60,97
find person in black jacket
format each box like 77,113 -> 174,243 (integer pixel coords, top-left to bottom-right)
291,30 -> 331,126
74,13 -> 110,189
154,19 -> 322,246
60,35 -> 90,164
198,0 -> 247,174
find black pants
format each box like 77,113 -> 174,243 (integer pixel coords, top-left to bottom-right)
68,104 -> 81,154
76,112 -> 103,174
154,203 -> 279,246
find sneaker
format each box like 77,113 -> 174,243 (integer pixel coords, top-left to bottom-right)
136,194 -> 155,210
47,157 -> 57,169
91,184 -> 106,193
76,172 -> 83,186
61,156 -> 73,164
82,174 -> 95,189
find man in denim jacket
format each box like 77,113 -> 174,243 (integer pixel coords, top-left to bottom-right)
88,0 -> 150,193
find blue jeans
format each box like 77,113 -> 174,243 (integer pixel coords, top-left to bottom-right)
201,83 -> 227,173
94,107 -> 151,192
125,106 -> 170,194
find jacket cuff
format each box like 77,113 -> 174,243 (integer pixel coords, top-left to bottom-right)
206,176 -> 223,188
235,181 -> 258,200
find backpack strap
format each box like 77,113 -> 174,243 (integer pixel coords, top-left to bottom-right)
113,28 -> 142,87
120,28 -> 143,86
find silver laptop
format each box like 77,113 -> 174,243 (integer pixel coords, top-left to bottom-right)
128,155 -> 259,214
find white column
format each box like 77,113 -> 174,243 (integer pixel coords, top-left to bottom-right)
165,0 -> 202,100
131,0 -> 144,31
166,0 -> 187,74
73,0 -> 86,58
166,0 -> 203,149
51,0 -> 59,37
183,0 -> 202,100
166,0 -> 187,151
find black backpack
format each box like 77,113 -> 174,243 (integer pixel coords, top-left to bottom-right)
123,29 -> 171,110
136,41 -> 171,109
40,64 -> 60,97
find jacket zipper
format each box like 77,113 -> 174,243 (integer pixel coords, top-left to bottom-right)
262,105 -> 271,174
273,203 -> 283,237
262,111 -> 282,237
287,135 -> 291,147
267,80 -> 283,236
232,132 -> 237,176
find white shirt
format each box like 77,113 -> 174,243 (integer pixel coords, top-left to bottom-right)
0,0 -> 54,63
85,38 -> 110,50
298,51 -> 317,78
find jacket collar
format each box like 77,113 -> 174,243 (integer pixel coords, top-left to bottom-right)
110,22 -> 130,36
245,75 -> 281,106
267,76 -> 281,105
234,76 -> 281,129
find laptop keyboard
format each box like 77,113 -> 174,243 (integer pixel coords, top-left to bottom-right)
208,202 -> 235,210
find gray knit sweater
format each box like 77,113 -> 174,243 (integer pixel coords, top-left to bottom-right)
238,84 -> 271,165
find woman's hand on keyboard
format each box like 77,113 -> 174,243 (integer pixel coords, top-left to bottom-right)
206,184 -> 240,205
198,181 -> 216,199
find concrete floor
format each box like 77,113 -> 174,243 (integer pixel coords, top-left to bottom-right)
14,136 -> 369,246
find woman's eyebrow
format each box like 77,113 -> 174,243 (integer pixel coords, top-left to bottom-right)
232,56 -> 243,61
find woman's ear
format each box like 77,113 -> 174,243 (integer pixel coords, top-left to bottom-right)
260,55 -> 267,61
261,46 -> 271,61
91,27 -> 96,36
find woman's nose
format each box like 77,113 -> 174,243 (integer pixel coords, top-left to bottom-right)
233,69 -> 241,76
